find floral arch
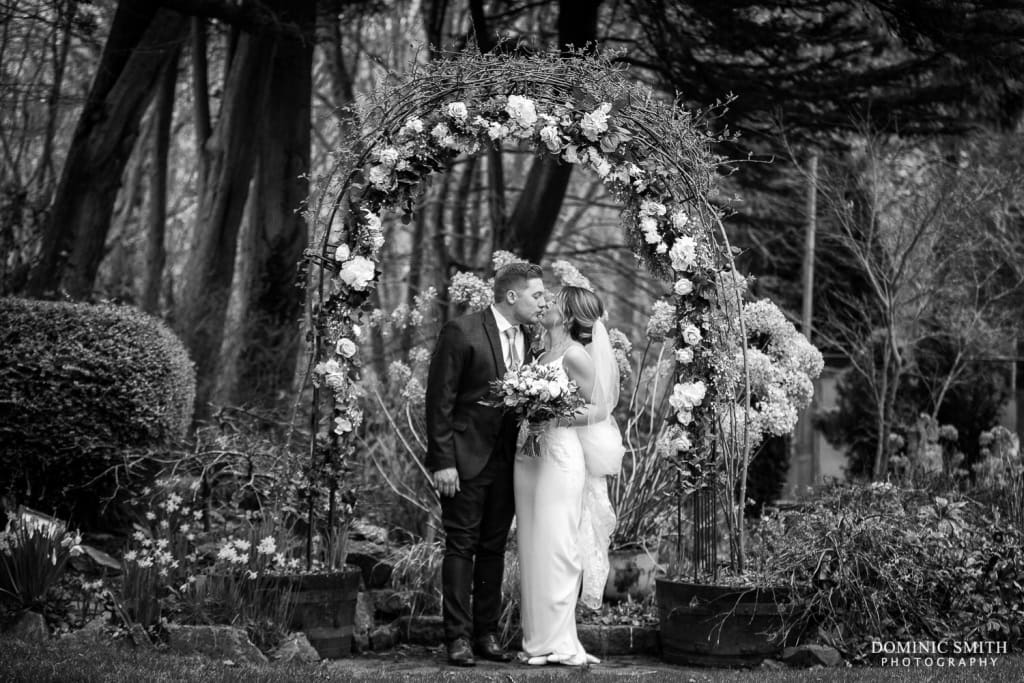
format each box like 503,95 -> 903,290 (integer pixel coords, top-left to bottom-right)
303,50 -> 821,571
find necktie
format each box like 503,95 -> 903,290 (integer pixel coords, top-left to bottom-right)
505,327 -> 521,370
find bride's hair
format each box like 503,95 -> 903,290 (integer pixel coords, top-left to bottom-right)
556,286 -> 605,345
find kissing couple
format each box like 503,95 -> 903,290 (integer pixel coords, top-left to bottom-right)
425,262 -> 625,667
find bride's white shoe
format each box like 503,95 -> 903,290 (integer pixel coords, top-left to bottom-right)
547,652 -> 600,666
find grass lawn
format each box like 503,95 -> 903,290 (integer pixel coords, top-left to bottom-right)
1,636 -> 1020,682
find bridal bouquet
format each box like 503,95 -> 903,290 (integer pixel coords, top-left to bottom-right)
481,362 -> 586,458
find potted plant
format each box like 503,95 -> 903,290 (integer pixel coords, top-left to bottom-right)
654,266 -> 824,666
603,324 -> 679,603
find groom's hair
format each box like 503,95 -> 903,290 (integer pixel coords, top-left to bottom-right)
493,262 -> 543,301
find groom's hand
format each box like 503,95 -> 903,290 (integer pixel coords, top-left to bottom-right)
433,467 -> 460,498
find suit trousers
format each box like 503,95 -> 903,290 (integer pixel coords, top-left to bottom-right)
439,448 -> 515,643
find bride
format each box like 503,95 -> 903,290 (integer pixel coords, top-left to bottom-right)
514,284 -> 625,666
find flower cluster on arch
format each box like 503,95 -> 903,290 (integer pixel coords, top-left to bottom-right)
315,89 -> 821,483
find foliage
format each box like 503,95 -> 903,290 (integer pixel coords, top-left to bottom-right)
813,135 -> 1024,480
0,297 -> 195,526
819,342 -> 1010,481
755,482 -> 1024,660
114,475 -> 303,647
665,285 -> 823,574
388,539 -> 444,617
972,426 -> 1024,533
0,510 -> 82,611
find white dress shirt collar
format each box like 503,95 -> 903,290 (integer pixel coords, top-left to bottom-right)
490,305 -> 516,333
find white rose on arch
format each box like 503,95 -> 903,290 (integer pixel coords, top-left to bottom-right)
334,243 -> 351,262
506,95 -> 538,131
335,338 -> 357,358
368,165 -> 392,190
580,102 -> 612,141
670,236 -> 698,272
539,125 -> 563,153
671,209 -> 690,230
362,208 -> 382,232
670,380 -> 707,412
674,278 -> 694,296
675,346 -> 694,364
398,116 -> 424,138
334,416 -> 354,434
681,323 -> 702,346
339,255 -> 376,291
375,146 -> 400,167
445,101 -> 469,122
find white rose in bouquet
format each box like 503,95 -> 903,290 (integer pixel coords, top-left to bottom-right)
546,380 -> 563,399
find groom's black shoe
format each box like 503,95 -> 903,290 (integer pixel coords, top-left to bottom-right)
473,634 -> 514,662
447,637 -> 476,667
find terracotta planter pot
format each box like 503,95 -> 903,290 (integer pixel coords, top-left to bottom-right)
270,567 -> 362,659
603,546 -> 659,602
655,578 -> 790,667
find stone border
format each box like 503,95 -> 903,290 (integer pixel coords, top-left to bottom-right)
367,615 -> 660,657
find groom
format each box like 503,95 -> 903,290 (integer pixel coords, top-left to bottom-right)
425,262 -> 547,667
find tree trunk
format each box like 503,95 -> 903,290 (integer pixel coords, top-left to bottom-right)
497,0 -> 602,262
452,156 -> 478,266
191,17 -> 211,191
212,0 -> 315,408
174,28 -> 277,412
788,153 -> 819,495
31,0 -> 75,198
141,49 -> 180,314
26,3 -> 187,299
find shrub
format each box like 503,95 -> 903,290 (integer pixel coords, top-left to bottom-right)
0,297 -> 195,524
755,482 -> 1024,660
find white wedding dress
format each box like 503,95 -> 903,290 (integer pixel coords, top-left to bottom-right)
515,323 -> 625,665
514,356 -> 595,665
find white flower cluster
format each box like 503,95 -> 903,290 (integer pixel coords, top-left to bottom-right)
492,250 -> 526,271
669,380 -> 707,426
448,271 -> 492,312
607,327 -> 634,388
485,362 -> 584,425
0,515 -> 82,559
712,299 -> 824,450
551,260 -> 593,291
125,531 -> 179,576
213,535 -> 299,576
645,300 -> 677,341
334,243 -> 376,291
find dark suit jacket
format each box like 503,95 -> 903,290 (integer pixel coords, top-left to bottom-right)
425,308 -> 532,480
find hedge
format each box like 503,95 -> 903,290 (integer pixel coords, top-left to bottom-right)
0,297 -> 195,522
